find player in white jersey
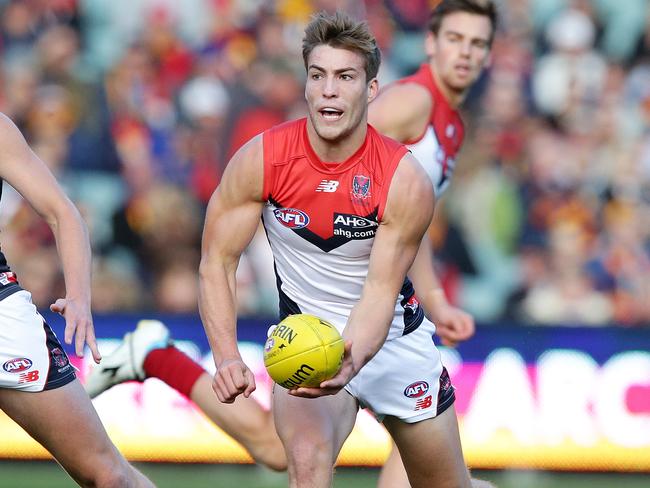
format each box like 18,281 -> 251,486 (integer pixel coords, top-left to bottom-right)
368,1 -> 497,485
199,11 -> 473,488
0,114 -> 154,486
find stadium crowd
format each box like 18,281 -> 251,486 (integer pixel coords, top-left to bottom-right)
0,0 -> 648,326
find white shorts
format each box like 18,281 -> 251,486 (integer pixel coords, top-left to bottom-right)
0,290 -> 75,392
344,319 -> 455,423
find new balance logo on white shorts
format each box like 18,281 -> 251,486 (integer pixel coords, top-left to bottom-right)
316,180 -> 339,192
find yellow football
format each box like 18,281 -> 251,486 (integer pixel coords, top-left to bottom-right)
263,314 -> 344,389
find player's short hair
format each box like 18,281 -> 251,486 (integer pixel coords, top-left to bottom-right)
302,11 -> 381,83
429,0 -> 498,46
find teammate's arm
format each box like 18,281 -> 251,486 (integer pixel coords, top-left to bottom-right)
409,233 -> 475,347
371,84 -> 475,347
368,83 -> 432,142
291,153 -> 434,398
198,134 -> 265,404
0,113 -> 100,362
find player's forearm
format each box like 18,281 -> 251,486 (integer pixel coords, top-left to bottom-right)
408,238 -> 446,317
49,202 -> 92,303
344,287 -> 396,374
198,257 -> 240,365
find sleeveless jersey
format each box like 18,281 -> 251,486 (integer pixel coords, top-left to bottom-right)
262,118 -> 424,340
0,180 -> 22,301
396,64 -> 465,196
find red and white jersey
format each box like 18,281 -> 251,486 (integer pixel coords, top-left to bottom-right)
262,118 -> 425,340
396,64 -> 465,196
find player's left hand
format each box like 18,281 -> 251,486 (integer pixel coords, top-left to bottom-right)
213,358 -> 256,403
289,340 -> 354,398
50,297 -> 102,363
432,302 -> 475,347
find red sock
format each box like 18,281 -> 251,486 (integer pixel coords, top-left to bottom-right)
143,346 -> 205,399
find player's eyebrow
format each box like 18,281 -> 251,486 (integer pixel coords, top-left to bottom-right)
308,64 -> 359,75
444,29 -> 490,44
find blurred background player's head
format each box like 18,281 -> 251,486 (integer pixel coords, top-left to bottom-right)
429,0 -> 498,47
426,0 -> 497,97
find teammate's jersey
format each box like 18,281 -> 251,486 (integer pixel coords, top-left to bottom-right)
262,118 -> 425,340
396,63 -> 465,196
0,180 -> 23,301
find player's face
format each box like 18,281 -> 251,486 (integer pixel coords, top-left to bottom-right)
305,45 -> 378,144
427,12 -> 492,95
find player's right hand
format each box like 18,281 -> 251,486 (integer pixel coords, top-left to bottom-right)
289,340 -> 354,398
50,297 -> 102,363
212,358 -> 256,403
432,303 -> 475,347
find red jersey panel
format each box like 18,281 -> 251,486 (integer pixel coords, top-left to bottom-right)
396,63 -> 465,195
261,118 -> 424,339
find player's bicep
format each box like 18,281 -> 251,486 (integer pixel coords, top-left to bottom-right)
365,154 -> 434,295
201,136 -> 265,266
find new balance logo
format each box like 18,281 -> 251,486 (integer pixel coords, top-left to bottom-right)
414,395 -> 433,411
316,180 -> 339,193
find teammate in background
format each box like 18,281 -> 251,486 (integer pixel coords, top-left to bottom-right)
200,10 -> 470,487
86,1 -> 497,484
367,1 -> 497,485
0,114 -> 154,487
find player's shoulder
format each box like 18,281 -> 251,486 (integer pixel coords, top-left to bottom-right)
369,82 -> 432,142
265,118 -> 306,146
0,112 -> 23,143
383,151 -> 434,224
377,80 -> 432,110
394,64 -> 435,102
263,118 -> 307,164
396,151 -> 433,191
232,132 -> 263,162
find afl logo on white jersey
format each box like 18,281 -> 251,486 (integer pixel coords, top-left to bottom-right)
274,208 -> 310,229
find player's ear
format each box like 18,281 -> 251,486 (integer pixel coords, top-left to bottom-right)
367,77 -> 378,103
424,31 -> 436,58
483,50 -> 493,70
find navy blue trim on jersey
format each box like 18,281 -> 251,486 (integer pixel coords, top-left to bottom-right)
274,262 -> 303,321
436,366 -> 456,416
42,320 -> 76,391
400,278 -> 424,336
0,283 -> 23,302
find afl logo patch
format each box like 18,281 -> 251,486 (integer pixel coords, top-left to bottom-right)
3,357 -> 33,373
404,380 -> 429,398
274,208 -> 310,229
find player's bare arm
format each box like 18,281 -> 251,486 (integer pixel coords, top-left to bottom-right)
291,153 -> 434,398
368,82 -> 432,142
371,81 -> 475,347
199,134 -> 265,404
0,113 -> 100,362
409,236 -> 475,347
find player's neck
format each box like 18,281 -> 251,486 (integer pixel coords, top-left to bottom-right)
305,119 -> 368,163
430,66 -> 466,109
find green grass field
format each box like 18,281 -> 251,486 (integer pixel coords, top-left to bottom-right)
0,461 -> 648,487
